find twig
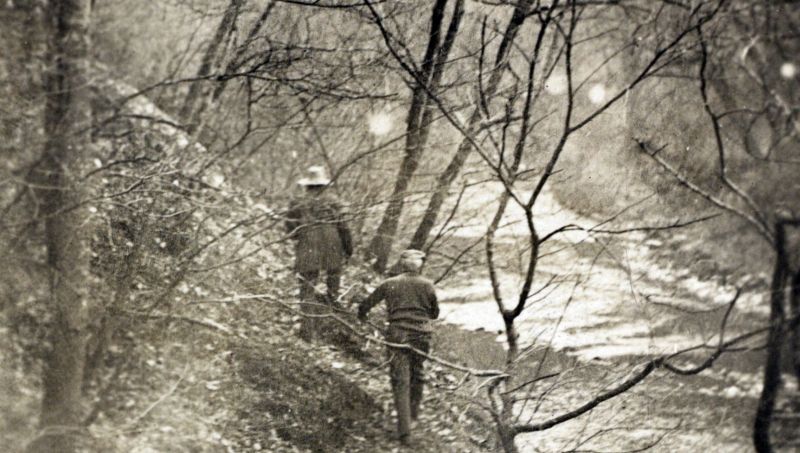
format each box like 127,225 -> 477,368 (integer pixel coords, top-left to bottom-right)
127,367 -> 188,428
124,310 -> 233,335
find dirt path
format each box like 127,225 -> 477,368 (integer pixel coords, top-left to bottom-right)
225,317 -> 493,453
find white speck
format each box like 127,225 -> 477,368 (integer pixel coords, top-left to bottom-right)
722,386 -> 743,399
588,84 -> 606,104
88,206 -> 97,213
93,158 -> 102,168
780,62 -> 796,79
545,74 -> 567,95
368,112 -> 393,136
205,172 -> 225,188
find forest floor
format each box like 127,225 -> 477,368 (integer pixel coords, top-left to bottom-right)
3,237 -> 794,453
1,296 -> 776,453
2,181 -> 796,452
6,183 -> 800,453
1,280 -> 497,453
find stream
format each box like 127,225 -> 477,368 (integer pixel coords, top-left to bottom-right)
436,182 -> 765,361
432,182 -> 773,451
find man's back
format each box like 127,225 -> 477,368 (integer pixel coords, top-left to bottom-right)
356,251 -> 438,444
360,273 -> 438,332
286,194 -> 349,272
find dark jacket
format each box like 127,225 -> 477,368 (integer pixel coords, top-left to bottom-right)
358,273 -> 439,333
286,194 -> 353,272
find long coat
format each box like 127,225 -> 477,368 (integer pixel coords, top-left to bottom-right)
286,193 -> 353,273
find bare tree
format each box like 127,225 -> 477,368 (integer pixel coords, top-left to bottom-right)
179,0 -> 246,129
364,0 -> 465,272
429,1 -> 730,450
26,0 -> 94,451
634,2 -> 800,450
407,0 -> 535,252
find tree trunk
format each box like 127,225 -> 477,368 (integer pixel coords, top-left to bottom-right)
189,0 -> 276,132
753,222 -> 789,453
790,269 -> 800,387
28,0 -> 93,451
367,0 -> 457,272
497,319 -> 520,453
496,423 -> 520,453
408,0 -> 532,251
179,0 -> 245,128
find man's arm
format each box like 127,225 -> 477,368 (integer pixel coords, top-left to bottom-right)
331,200 -> 353,257
428,286 -> 439,320
357,283 -> 386,321
286,200 -> 302,237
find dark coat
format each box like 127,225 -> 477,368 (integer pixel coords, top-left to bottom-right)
358,273 -> 439,333
286,193 -> 353,273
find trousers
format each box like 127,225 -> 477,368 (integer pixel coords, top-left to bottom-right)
386,325 -> 431,439
297,269 -> 341,342
298,269 -> 341,303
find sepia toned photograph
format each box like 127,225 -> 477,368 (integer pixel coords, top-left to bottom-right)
1,0 -> 798,451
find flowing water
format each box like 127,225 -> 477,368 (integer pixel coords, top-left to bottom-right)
432,182 -> 772,452
437,182 -> 765,360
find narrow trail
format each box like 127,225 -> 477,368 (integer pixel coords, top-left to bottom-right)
436,182 -> 765,361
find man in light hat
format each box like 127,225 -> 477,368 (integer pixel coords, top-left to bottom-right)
357,249 -> 438,446
286,165 -> 353,309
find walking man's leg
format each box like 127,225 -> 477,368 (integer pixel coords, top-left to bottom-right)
409,334 -> 430,421
389,348 -> 412,444
298,270 -> 319,341
325,269 -> 341,304
298,270 -> 318,301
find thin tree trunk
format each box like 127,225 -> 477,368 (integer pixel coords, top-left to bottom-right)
790,269 -> 800,387
411,0 -> 464,164
753,221 -> 789,453
367,0 -> 455,272
28,0 -> 93,451
212,0 -> 275,104
179,0 -> 245,127
189,0 -> 276,131
482,8 -> 546,450
485,180 -> 522,453
408,0 -> 532,251
496,423 -> 520,453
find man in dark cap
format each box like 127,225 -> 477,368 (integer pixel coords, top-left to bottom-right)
286,165 -> 353,305
357,249 -> 438,446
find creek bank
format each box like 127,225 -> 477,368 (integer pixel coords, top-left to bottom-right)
431,322 -> 759,452
223,309 -> 495,453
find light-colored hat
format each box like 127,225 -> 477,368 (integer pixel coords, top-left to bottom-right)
399,249 -> 425,271
400,249 -> 425,261
297,165 -> 331,186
